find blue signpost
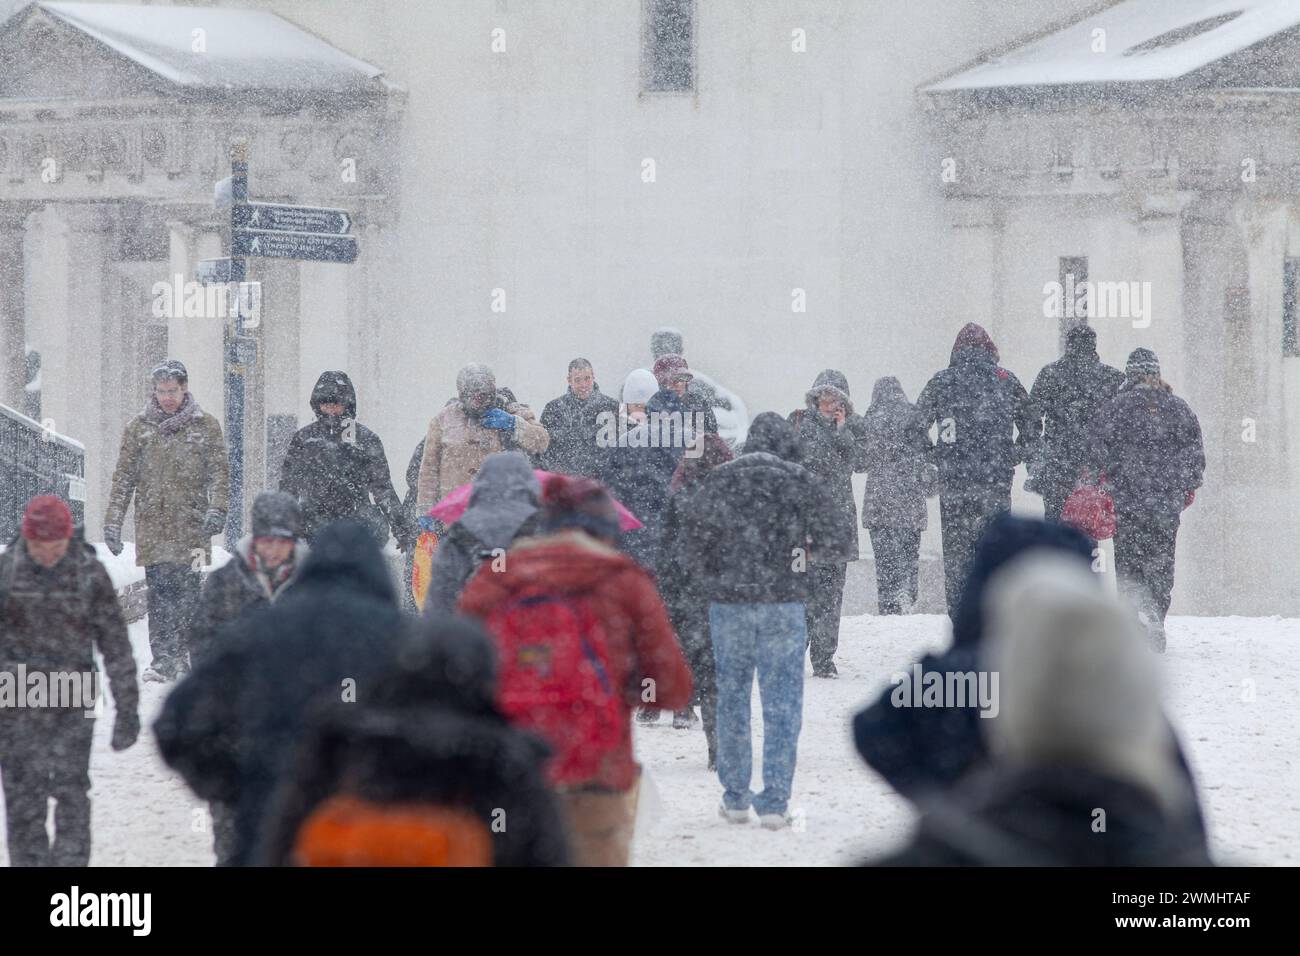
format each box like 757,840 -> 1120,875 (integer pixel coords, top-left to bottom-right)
207,143 -> 358,541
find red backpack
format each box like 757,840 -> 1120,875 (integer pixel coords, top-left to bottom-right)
1061,481 -> 1116,541
485,591 -> 624,787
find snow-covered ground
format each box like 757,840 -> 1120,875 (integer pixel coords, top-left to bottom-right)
0,613 -> 1294,866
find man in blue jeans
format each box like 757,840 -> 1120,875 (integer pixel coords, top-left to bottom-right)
684,413 -> 841,828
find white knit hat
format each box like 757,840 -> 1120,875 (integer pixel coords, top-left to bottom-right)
621,368 -> 658,406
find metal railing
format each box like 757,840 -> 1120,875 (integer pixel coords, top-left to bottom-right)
0,401 -> 86,541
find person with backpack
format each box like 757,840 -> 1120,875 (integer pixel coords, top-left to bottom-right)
861,377 -> 935,615
1027,325 -> 1125,523
187,490 -> 308,865
422,452 -> 541,617
458,475 -> 692,866
682,413 -> 842,828
539,358 -> 620,479
1087,349 -> 1205,652
915,324 -> 1040,619
789,369 -> 868,677
0,496 -> 139,866
280,371 -> 414,550
103,359 -> 229,682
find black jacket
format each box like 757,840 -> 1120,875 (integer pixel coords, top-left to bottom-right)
188,536 -> 307,665
683,449 -> 841,604
873,766 -> 1213,867
538,387 -> 619,479
1029,338 -> 1125,494
0,534 -> 137,717
256,616 -> 569,867
280,371 -> 410,545
1088,382 -> 1205,515
916,340 -> 1039,493
154,521 -> 410,866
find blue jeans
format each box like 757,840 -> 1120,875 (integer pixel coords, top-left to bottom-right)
710,602 -> 806,817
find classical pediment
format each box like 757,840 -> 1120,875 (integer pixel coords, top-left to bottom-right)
925,0 -> 1300,102
0,2 -> 390,104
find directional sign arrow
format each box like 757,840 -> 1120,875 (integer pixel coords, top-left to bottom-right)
232,202 -> 353,236
232,228 -> 358,264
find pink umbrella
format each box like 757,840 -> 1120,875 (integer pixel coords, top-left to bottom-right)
429,469 -> 643,531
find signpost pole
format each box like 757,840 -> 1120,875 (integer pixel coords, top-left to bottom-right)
225,142 -> 248,543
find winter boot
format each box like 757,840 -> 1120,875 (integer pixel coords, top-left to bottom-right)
672,708 -> 699,730
718,803 -> 751,825
635,707 -> 660,725
758,811 -> 793,831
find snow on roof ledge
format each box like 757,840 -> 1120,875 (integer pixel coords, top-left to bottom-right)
925,0 -> 1300,92
33,1 -> 385,91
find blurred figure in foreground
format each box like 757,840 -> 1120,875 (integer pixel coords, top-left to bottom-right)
257,617 -> 568,866
873,552 -> 1211,866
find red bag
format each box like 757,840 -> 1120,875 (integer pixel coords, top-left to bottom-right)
1061,483 -> 1115,541
485,591 -> 623,787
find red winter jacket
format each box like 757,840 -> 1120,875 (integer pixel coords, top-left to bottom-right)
458,530 -> 692,791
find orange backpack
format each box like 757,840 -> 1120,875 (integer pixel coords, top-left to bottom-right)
292,795 -> 493,867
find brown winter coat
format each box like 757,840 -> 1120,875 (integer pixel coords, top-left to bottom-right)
104,404 -> 230,567
414,402 -> 549,517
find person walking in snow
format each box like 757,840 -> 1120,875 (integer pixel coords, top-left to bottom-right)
682,413 -> 841,828
1027,325 -> 1125,523
915,324 -> 1039,619
422,451 -> 542,617
0,496 -> 139,866
458,475 -> 692,866
656,433 -> 735,763
187,490 -> 308,865
650,327 -> 742,443
279,371 -> 414,551
539,358 -> 620,479
789,369 -> 868,677
1087,348 -> 1204,652
103,359 -> 228,682
414,363 -> 549,521
860,377 -> 935,615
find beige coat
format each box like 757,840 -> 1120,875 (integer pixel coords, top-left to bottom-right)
415,402 -> 548,516
104,408 -> 230,567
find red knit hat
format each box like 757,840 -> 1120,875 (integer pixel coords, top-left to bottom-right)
22,495 -> 73,541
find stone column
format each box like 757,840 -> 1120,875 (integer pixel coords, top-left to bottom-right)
0,207 -> 28,411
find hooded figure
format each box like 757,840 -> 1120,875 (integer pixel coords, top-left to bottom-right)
1086,349 -> 1204,650
255,616 -> 570,866
414,363 -> 549,520
422,452 -> 542,616
788,370 -> 868,677
650,326 -> 747,446
852,512 -> 1207,852
279,371 -> 412,549
1027,325 -> 1125,522
872,553 -> 1211,866
155,520 -> 410,866
861,377 -> 935,615
915,324 -> 1041,618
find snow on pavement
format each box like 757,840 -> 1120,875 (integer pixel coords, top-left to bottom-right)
1,614 -> 1295,866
